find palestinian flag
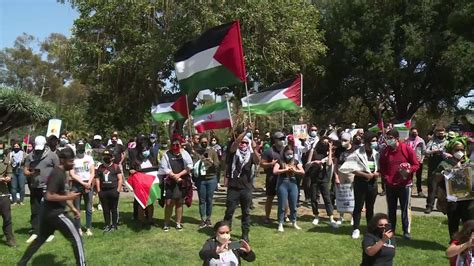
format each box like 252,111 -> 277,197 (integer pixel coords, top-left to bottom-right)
192,101 -> 232,133
241,74 -> 302,115
151,94 -> 189,122
174,21 -> 246,92
126,172 -> 161,209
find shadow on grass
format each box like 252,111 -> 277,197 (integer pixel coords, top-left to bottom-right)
32,254 -> 67,266
395,236 -> 446,251
14,227 -> 32,235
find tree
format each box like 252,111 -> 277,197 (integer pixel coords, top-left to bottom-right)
310,0 -> 474,121
0,87 -> 55,134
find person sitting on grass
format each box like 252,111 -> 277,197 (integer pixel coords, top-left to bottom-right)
361,213 -> 396,266
199,220 -> 255,266
446,220 -> 474,266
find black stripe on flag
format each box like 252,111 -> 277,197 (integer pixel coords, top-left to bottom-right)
174,22 -> 234,62
259,76 -> 298,93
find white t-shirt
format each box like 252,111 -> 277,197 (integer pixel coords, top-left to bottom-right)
73,155 -> 95,181
209,250 -> 239,266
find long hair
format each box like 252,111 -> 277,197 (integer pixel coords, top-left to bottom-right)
282,145 -> 296,166
453,220 -> 474,244
366,213 -> 389,234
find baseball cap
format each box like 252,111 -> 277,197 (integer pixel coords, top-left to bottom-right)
272,132 -> 285,139
150,133 -> 157,139
76,139 -> 86,150
34,136 -> 47,150
341,132 -> 352,142
103,149 -> 113,156
93,135 -> 102,140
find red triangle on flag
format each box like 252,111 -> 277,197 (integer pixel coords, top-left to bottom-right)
213,21 -> 246,82
171,95 -> 189,118
283,75 -> 302,107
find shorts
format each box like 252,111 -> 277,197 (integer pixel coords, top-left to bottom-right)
163,182 -> 186,200
265,175 -> 278,197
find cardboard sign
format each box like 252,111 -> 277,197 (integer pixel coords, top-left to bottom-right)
445,163 -> 474,202
46,119 -> 62,138
336,183 -> 355,213
292,124 -> 308,140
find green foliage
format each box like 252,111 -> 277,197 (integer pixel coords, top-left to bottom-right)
0,87 -> 55,134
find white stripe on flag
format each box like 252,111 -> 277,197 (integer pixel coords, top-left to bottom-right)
175,47 -> 221,80
241,88 -> 287,107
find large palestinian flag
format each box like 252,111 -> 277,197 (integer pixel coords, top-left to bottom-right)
241,74 -> 302,115
191,101 -> 232,133
174,21 -> 246,92
151,94 -> 189,122
126,172 -> 161,209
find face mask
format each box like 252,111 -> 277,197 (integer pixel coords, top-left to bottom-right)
211,141 -> 217,145
150,138 -> 156,143
34,150 -> 43,156
246,132 -> 252,139
453,151 -> 464,160
103,157 -> 112,164
285,154 -> 294,161
353,139 -> 362,146
310,131 -> 317,138
370,142 -> 378,150
0,149 -> 3,156
112,140 -> 117,145
341,141 -> 350,148
276,139 -> 286,148
13,148 -> 21,153
239,143 -> 248,152
27,147 -> 33,153
410,133 -> 417,138
171,145 -> 180,154
60,138 -> 69,145
386,139 -> 397,148
76,152 -> 85,159
77,149 -> 85,155
200,143 -> 208,149
437,135 -> 445,140
142,150 -> 150,158
374,228 -> 385,239
216,233 -> 231,244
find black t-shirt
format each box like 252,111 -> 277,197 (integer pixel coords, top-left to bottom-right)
106,144 -> 125,164
336,146 -> 357,166
96,163 -> 121,189
262,146 -> 282,179
228,152 -> 256,190
44,167 -> 68,214
361,233 -> 396,266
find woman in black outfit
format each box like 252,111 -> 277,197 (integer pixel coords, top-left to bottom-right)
361,213 -> 396,266
199,220 -> 255,266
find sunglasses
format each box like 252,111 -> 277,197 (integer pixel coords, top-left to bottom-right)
241,141 -> 249,145
377,223 -> 389,227
201,142 -> 208,145
277,137 -> 286,140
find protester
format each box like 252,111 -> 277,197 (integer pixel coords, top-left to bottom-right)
341,132 -> 380,239
261,132 -> 285,224
69,140 -> 95,236
425,127 -> 448,214
158,134 -> 193,231
195,136 -> 220,228
273,145 -> 304,232
9,141 -> 26,205
0,141 -> 16,247
107,131 -> 124,146
199,220 -> 255,265
95,149 -> 123,232
380,129 -> 420,240
18,148 -> 85,266
47,135 -> 59,153
224,131 -> 260,242
433,136 -> 472,239
405,127 -> 426,197
92,135 -> 105,149
210,136 -> 223,188
305,137 -> 340,227
149,133 -> 160,162
24,136 -> 59,243
361,213 -> 395,266
446,220 -> 474,266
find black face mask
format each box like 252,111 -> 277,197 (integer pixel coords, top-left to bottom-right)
437,135 -> 445,140
13,148 -> 21,153
103,157 -> 112,164
353,139 -> 362,146
410,133 -> 417,138
112,140 -> 117,145
34,150 -> 44,157
201,143 -> 208,149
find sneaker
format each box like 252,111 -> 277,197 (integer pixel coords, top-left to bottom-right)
163,225 -> 170,232
6,238 -> 17,247
26,234 -> 38,243
292,222 -> 302,230
352,229 -> 360,239
98,204 -> 103,211
103,225 -> 111,233
424,207 -> 432,214
351,217 -> 354,226
19,202 -> 25,206
312,217 -> 319,226
199,220 -> 207,229
205,219 -> 212,227
285,217 -> 290,223
418,191 -> 426,198
403,232 -> 412,240
78,228 -> 83,237
176,224 -> 183,231
109,225 -> 118,232
85,229 -> 93,236
264,218 -> 271,224
330,220 -> 340,228
277,223 -> 284,232
46,235 -> 55,242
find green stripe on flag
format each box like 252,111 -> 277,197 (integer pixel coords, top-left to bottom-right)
179,65 -> 241,92
246,98 -> 300,115
152,111 -> 185,122
147,183 -> 161,205
191,101 -> 227,117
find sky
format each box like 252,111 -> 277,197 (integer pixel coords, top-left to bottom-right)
0,0 -> 78,49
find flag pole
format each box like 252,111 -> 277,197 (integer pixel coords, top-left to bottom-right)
300,73 -> 303,108
185,94 -> 193,138
244,82 -> 252,128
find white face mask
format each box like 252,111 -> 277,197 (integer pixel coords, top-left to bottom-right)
341,141 -> 350,148
216,233 -> 231,244
453,151 -> 464,160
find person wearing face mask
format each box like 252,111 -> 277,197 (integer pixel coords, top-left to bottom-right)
273,146 -> 305,232
433,137 -> 472,239
0,141 -> 16,247
379,129 -> 420,240
95,149 -> 123,232
425,127 -> 448,214
405,127 -> 426,197
158,134 -> 193,231
24,136 -> 60,243
128,136 -> 158,226
69,140 -> 95,236
194,136 -> 220,228
210,137 -> 223,188
305,137 -> 340,227
199,220 -> 255,266
224,131 -> 260,243
340,132 -> 380,239
9,142 -> 27,205
261,132 -> 286,224
361,213 -> 395,266
149,133 -> 160,163
58,133 -> 70,150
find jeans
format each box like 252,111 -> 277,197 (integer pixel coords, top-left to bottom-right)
277,178 -> 298,223
73,188 -> 93,229
30,188 -> 44,235
310,180 -> 333,216
352,178 -> 378,230
224,187 -> 252,236
11,168 -> 26,203
427,157 -> 442,208
196,176 -> 217,220
386,186 -> 412,234
99,189 -> 120,227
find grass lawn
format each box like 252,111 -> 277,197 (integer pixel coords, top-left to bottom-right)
1,194 -> 451,266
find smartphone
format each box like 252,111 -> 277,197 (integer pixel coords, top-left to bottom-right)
385,223 -> 392,231
227,241 -> 243,250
